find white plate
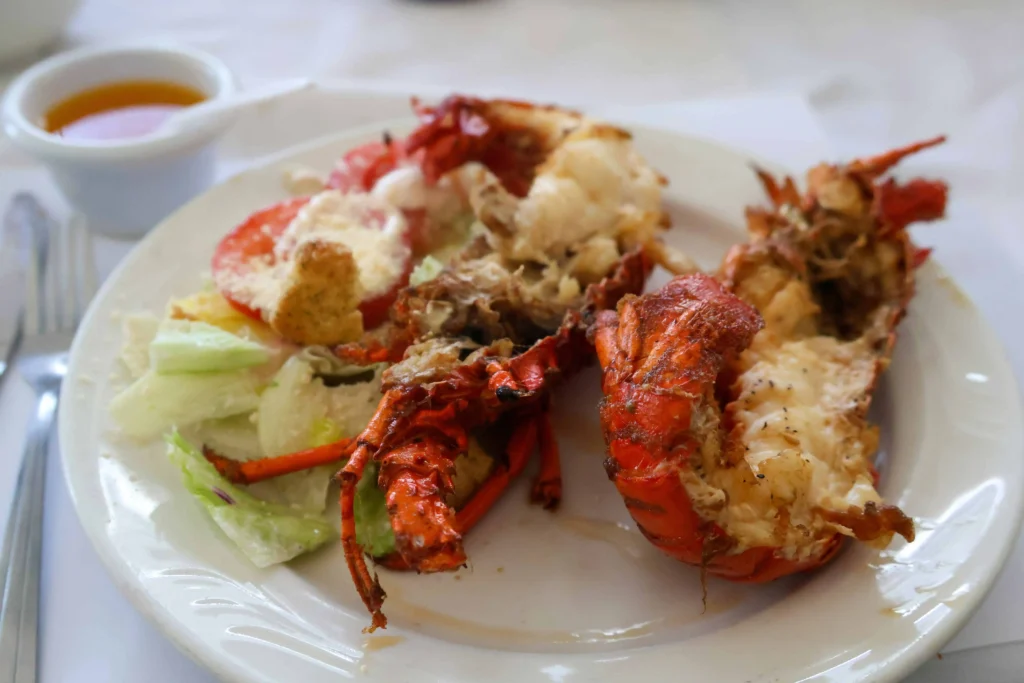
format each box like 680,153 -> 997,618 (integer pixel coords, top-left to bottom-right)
60,120 -> 1024,683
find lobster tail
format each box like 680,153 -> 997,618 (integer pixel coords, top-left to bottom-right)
593,140 -> 945,585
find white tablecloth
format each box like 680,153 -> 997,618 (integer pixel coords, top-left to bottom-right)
1,1 -> 1022,681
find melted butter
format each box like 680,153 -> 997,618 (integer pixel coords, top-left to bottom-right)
554,515 -> 650,562
934,271 -> 973,309
872,482 -> 998,619
43,80 -> 205,140
362,635 -> 405,652
382,591 -> 745,648
380,554 -> 747,650
384,591 -> 654,646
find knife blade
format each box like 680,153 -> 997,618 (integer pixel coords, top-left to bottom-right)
0,193 -> 43,383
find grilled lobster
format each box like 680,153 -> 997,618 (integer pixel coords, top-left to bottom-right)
210,247 -> 651,630
207,94 -> 673,629
592,138 -> 947,582
343,249 -> 649,630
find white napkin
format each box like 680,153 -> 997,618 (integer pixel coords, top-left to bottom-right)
0,87 -> 1018,682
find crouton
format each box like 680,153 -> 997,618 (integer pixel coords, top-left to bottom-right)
269,239 -> 364,345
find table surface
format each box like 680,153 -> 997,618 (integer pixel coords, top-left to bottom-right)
1,1 -> 1023,681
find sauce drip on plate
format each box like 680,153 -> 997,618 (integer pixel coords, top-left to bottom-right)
42,80 -> 206,141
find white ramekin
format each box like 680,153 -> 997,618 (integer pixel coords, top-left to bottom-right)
1,43 -> 237,238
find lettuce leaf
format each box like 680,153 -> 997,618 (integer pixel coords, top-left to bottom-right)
150,320 -> 270,374
110,369 -> 261,440
409,255 -> 445,287
188,412 -> 333,513
166,431 -> 333,568
119,313 -> 161,379
192,414 -> 262,461
257,356 -> 381,459
253,357 -> 384,513
309,417 -> 344,448
354,461 -> 396,558
257,357 -> 328,457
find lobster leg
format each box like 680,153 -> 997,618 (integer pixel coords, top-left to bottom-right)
751,166 -> 801,210
204,439 -> 357,485
849,135 -> 946,177
378,412 -> 545,572
334,337 -> 410,366
456,413 -> 540,533
339,441 -> 388,632
338,389 -> 416,632
379,438 -> 468,573
530,411 -> 562,510
876,178 -> 949,233
380,411 -> 544,573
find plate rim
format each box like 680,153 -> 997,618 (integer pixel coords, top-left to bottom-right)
59,116 -> 1024,683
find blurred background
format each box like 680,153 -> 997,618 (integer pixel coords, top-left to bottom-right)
3,0 -> 1021,159
1,1 -> 1022,681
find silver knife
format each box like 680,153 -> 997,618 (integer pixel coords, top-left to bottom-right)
0,193 -> 40,383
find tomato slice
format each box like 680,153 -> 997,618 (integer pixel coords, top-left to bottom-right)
212,197 -> 310,321
327,140 -> 404,193
359,256 -> 413,330
211,196 -> 411,331
327,140 -> 436,255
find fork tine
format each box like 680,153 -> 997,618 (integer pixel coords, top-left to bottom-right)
64,217 -> 79,331
33,215 -> 48,313
23,236 -> 41,338
74,216 -> 98,326
62,216 -> 77,331
44,220 -> 58,334
54,217 -> 72,332
25,213 -> 49,337
43,217 -> 66,335
83,217 -> 98,323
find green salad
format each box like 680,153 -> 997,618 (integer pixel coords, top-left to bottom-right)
111,305 -> 398,566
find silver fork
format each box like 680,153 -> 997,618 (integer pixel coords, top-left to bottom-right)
0,211 -> 97,682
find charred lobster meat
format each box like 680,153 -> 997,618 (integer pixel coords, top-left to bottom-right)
592,138 -> 947,582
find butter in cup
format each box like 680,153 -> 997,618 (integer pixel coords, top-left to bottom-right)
1,43 -> 236,238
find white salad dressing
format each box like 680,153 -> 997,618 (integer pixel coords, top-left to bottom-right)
274,190 -> 409,298
219,189 -> 411,316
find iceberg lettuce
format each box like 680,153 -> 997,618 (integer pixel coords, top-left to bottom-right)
150,320 -> 270,374
409,255 -> 445,287
119,313 -> 161,379
110,369 -> 261,440
353,461 -> 395,558
167,431 -> 334,568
